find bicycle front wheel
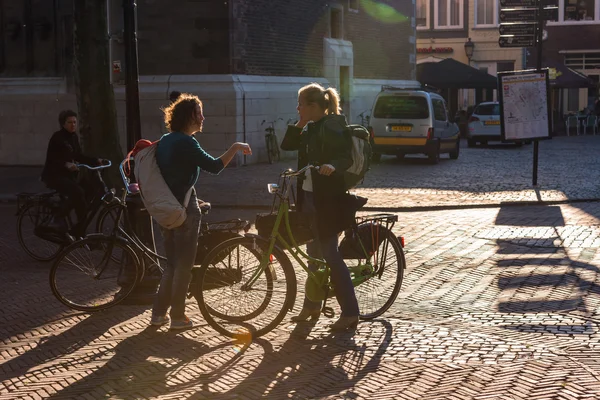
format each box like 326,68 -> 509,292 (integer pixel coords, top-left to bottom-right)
269,133 -> 280,162
352,227 -> 405,319
195,236 -> 297,339
50,236 -> 141,312
17,203 -> 64,262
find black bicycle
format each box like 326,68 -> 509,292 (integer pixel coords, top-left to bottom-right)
48,159 -> 251,312
262,118 -> 282,164
16,162 -> 118,262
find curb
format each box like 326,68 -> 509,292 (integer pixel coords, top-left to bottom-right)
2,192 -> 599,212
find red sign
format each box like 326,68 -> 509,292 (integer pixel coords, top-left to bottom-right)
417,47 -> 454,54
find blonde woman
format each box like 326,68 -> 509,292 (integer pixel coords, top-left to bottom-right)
281,83 -> 360,332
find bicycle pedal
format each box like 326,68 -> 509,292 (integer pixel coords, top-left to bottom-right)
322,307 -> 335,318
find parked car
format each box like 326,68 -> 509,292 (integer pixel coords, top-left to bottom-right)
369,84 -> 461,164
467,101 -> 530,147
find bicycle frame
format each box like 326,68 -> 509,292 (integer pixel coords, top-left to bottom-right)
244,166 -> 376,292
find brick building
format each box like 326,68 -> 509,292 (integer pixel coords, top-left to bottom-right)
0,0 -> 416,165
415,0 -> 525,115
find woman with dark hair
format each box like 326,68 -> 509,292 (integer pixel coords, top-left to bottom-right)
41,110 -> 105,237
150,93 -> 251,330
281,83 -> 360,332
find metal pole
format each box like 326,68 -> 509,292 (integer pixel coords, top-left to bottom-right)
121,0 -> 159,304
532,0 -> 544,186
123,0 -> 141,151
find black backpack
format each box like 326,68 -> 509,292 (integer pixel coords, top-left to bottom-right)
320,123 -> 372,190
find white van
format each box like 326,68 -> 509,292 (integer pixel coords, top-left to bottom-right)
369,84 -> 461,164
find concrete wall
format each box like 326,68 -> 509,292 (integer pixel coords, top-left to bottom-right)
0,75 -> 410,166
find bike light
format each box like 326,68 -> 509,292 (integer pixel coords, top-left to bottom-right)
399,236 -> 405,247
269,254 -> 274,263
267,183 -> 279,194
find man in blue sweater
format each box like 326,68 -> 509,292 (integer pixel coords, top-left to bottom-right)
151,93 -> 251,330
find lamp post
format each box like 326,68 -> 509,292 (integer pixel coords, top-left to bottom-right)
464,37 -> 475,66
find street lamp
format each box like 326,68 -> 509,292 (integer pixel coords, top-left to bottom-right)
464,38 -> 475,66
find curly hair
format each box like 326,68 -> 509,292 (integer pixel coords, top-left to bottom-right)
162,93 -> 202,132
58,110 -> 77,127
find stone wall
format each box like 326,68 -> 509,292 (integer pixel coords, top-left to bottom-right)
0,75 -> 413,166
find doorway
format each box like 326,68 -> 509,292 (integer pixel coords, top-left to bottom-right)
340,66 -> 350,116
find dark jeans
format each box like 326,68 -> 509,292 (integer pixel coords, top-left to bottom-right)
45,177 -> 87,233
302,192 -> 359,317
152,191 -> 201,320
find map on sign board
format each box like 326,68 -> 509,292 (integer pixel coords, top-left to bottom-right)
498,70 -> 551,141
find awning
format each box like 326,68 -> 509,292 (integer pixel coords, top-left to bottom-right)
416,58 -> 498,90
543,60 -> 597,89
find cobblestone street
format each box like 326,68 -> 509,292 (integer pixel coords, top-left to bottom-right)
2,136 -> 600,209
2,136 -> 600,398
2,198 -> 600,399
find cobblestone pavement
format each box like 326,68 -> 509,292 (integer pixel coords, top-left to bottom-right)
2,200 -> 600,399
1,136 -> 600,209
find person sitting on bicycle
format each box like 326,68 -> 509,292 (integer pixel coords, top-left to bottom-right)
41,110 -> 107,237
281,83 -> 360,332
150,93 -> 251,330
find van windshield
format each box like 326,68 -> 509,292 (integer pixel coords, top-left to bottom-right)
373,96 -> 429,119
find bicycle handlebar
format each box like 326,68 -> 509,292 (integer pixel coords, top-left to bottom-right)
261,118 -> 283,126
75,160 -> 112,170
281,164 -> 319,177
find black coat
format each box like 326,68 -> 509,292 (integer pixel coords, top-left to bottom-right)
41,128 -> 98,183
281,114 -> 358,238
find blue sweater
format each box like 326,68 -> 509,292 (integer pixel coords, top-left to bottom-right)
156,132 -> 225,203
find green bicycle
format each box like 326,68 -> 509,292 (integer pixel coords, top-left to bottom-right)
194,165 -> 406,339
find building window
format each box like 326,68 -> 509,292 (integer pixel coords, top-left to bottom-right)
348,0 -> 359,12
549,0 -> 600,24
416,0 -> 429,29
434,0 -> 463,29
0,0 -> 63,77
564,52 -> 600,70
476,0 -> 498,26
330,6 -> 343,39
497,61 -> 515,73
565,0 -> 596,21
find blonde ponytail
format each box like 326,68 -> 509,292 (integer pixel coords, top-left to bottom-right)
324,87 -> 341,115
298,83 -> 342,115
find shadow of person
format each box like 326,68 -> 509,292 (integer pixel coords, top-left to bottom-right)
47,326 -> 269,399
1,305 -> 147,386
206,318 -> 393,398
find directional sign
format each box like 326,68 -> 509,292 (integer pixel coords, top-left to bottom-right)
500,0 -> 558,7
499,36 -> 536,48
499,7 -> 558,22
499,23 -> 537,36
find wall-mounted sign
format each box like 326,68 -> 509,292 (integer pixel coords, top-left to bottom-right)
416,47 -> 454,54
113,60 -> 122,73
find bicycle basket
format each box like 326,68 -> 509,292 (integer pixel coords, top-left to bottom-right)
255,210 -> 314,246
339,222 -> 387,259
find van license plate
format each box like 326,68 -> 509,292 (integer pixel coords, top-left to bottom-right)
484,120 -> 500,125
391,126 -> 412,132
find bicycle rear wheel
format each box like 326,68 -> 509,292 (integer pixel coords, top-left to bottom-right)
265,135 -> 274,164
350,226 -> 405,319
195,236 -> 297,339
49,236 -> 141,312
17,203 -> 64,262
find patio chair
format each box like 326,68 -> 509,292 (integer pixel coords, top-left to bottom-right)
565,115 -> 579,136
587,115 -> 598,135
